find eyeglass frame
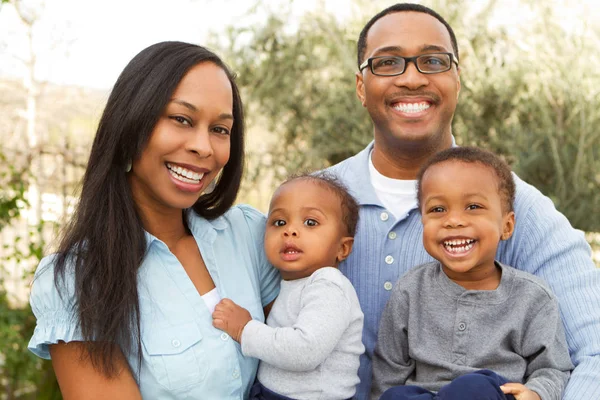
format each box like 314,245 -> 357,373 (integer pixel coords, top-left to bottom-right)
359,52 -> 459,76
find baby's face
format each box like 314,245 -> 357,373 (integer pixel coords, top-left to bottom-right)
419,160 -> 514,282
265,179 -> 349,280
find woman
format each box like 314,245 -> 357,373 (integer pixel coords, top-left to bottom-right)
28,41 -> 280,399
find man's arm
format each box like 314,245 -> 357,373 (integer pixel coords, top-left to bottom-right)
500,177 -> 600,399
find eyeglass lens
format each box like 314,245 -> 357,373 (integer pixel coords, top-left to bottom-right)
372,54 -> 452,75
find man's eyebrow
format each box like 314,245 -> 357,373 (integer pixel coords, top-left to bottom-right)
372,44 -> 451,56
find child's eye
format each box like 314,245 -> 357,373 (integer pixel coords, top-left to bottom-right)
429,206 -> 445,213
466,204 -> 482,210
304,219 -> 318,227
272,219 -> 286,227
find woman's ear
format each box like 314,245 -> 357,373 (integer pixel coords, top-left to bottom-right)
336,237 -> 354,263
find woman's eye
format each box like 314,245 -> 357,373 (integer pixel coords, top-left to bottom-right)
213,126 -> 231,135
171,116 -> 192,126
273,220 -> 286,227
304,219 -> 318,227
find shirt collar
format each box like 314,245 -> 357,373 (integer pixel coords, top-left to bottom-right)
345,135 -> 457,206
144,209 -> 229,251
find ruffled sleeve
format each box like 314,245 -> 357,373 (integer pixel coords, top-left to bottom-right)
28,255 -> 83,359
237,204 -> 280,306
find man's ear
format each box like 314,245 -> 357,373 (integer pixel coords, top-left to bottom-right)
456,66 -> 461,100
501,211 -> 515,241
356,72 -> 366,107
336,237 -> 355,263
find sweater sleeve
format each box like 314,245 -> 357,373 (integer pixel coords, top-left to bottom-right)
371,282 -> 414,399
241,273 -> 352,372
522,298 -> 573,400
501,177 -> 600,399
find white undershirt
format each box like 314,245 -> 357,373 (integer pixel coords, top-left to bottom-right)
368,150 -> 418,220
201,287 -> 221,313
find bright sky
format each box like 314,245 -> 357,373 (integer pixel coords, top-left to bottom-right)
1,0 -> 597,90
0,0 -> 356,89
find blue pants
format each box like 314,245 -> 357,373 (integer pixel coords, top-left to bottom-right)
380,370 -> 516,400
249,382 -> 297,400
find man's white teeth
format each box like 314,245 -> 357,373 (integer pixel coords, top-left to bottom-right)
443,239 -> 475,253
393,102 -> 430,113
166,163 -> 204,183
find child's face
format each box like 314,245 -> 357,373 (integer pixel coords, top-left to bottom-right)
420,160 -> 515,282
265,179 -> 353,280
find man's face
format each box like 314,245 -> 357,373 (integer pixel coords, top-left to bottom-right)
356,11 -> 461,150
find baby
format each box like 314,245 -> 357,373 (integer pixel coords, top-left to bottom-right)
371,147 -> 573,400
213,172 -> 365,400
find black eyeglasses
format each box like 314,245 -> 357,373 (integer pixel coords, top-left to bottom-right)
359,53 -> 458,76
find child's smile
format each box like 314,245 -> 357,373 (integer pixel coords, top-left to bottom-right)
420,160 -> 515,289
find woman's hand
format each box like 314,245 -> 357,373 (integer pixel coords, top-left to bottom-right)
500,383 -> 541,400
212,298 -> 252,343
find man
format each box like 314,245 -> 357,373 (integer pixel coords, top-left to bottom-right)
327,3 -> 600,399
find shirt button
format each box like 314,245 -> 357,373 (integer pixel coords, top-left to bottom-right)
384,281 -> 393,291
380,212 -> 389,221
221,333 -> 229,341
171,339 -> 181,348
385,255 -> 394,264
458,322 -> 466,331
232,369 -> 240,378
388,232 -> 397,240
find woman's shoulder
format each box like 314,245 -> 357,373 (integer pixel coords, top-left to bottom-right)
188,204 -> 267,237
30,254 -> 75,310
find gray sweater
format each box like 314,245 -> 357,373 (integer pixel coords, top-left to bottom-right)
371,261 -> 573,400
242,267 -> 364,400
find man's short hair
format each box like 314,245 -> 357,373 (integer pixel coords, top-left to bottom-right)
357,3 -> 459,69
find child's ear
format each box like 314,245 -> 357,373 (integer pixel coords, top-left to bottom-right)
500,211 -> 515,241
336,237 -> 354,263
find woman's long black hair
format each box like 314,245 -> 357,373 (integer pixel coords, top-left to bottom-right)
53,41 -> 245,376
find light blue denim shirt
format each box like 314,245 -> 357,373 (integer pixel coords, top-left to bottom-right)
28,205 -> 280,399
327,141 -> 600,400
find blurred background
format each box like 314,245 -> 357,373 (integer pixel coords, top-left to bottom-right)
1,0 -> 599,397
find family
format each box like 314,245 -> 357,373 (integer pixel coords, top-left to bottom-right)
27,3 -> 600,400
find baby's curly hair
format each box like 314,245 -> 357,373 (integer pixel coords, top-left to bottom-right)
416,147 -> 516,213
280,172 -> 359,237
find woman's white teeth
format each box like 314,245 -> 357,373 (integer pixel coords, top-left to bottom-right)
443,239 -> 475,253
166,163 -> 204,183
394,102 -> 430,113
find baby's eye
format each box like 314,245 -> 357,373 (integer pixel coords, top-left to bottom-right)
304,219 -> 318,227
429,206 -> 445,213
273,219 -> 286,227
466,204 -> 482,210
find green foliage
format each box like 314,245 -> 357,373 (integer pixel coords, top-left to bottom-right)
217,0 -> 600,232
0,149 -> 61,398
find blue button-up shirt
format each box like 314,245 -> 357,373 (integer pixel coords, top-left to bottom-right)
29,205 -> 280,399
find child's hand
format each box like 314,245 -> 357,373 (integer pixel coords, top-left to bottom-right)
500,383 -> 541,400
212,298 -> 252,343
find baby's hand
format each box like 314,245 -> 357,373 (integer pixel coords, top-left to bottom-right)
212,298 -> 252,343
500,383 -> 541,400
